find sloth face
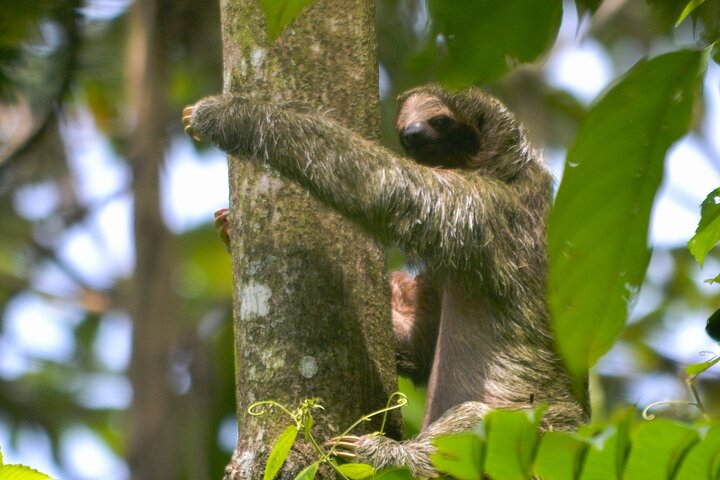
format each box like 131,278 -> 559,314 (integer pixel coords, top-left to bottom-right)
396,92 -> 480,169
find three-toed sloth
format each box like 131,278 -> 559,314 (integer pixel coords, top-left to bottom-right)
184,85 -> 588,479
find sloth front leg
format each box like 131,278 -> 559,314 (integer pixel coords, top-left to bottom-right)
182,94 -> 526,292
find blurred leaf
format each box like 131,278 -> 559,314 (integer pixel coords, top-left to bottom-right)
293,461 -> 319,480
623,420 -> 698,479
431,431 -> 484,480
75,14 -> 126,138
676,0 -> 706,27
686,355 -> 720,377
422,0 -> 562,86
646,0 -> 688,28
0,0 -> 53,98
689,187 -> 720,266
575,0 -> 604,17
263,425 -> 298,480
675,424 -> 720,480
484,409 -> 543,480
548,49 -> 708,380
533,431 -> 588,480
178,225 -> 233,300
259,0 -> 316,41
73,313 -> 101,364
82,82 -> 120,134
704,273 -> 720,284
335,463 -> 374,479
0,464 -> 53,479
706,307 -> 720,342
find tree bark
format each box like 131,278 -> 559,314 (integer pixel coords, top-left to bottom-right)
220,1 -> 400,478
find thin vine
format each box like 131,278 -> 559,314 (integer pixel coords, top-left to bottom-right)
247,393 -> 408,480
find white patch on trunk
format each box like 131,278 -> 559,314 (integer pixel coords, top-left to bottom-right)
299,356 -> 318,378
240,281 -> 272,319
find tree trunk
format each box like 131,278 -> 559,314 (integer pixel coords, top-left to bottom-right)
220,1 -> 400,478
125,1 -> 183,478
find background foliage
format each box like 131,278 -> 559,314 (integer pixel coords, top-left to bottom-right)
1,0 -> 720,478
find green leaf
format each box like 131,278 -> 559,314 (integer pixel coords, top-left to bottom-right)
303,413 -> 314,441
0,447 -> 3,465
577,409 -> 633,480
0,464 -> 54,480
623,420 -> 699,480
548,49 -> 708,380
484,409 -> 542,480
259,0 -> 316,41
689,188 -> 720,266
336,463 -> 375,479
293,461 -> 320,480
685,355 -> 720,377
706,307 -> 720,342
369,468 -> 415,480
423,0 -> 562,86
577,427 -> 620,480
675,425 -> 720,480
532,431 -> 589,480
431,431 -> 484,480
264,425 -> 299,480
676,0 -> 706,27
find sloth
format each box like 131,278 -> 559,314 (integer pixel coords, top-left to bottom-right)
184,85 -> 588,478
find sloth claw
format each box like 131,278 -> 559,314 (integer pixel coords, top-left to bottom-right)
326,435 -> 362,461
326,435 -> 361,448
182,105 -> 201,141
334,440 -> 360,450
332,450 -> 358,461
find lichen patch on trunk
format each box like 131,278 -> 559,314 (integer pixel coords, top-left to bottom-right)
239,281 -> 272,319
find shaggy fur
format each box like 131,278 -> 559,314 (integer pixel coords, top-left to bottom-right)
184,85 -> 589,478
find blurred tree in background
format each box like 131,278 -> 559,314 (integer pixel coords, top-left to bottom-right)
1,0 -> 720,478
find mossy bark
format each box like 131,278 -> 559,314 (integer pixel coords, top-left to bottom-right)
220,1 -> 400,478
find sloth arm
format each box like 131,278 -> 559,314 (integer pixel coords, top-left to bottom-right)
187,96 -> 528,292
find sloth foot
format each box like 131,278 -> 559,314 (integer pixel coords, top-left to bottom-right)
326,434 -> 437,478
214,208 -> 231,250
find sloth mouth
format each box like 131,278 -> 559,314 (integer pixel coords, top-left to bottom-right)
404,139 -> 445,150
403,136 -> 480,169
404,142 -> 470,169
402,140 -> 452,160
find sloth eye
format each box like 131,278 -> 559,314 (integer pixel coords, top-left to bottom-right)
427,115 -> 454,131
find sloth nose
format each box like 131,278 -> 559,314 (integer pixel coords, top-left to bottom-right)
402,121 -> 434,147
